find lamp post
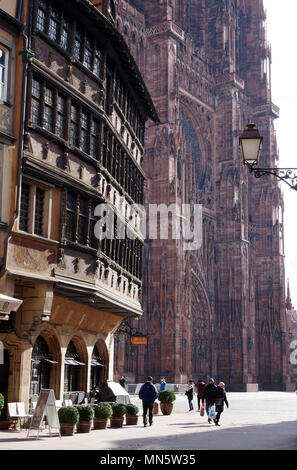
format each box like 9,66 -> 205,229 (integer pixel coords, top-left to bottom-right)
239,123 -> 297,191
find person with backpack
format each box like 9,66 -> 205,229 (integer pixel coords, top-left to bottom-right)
139,376 -> 159,427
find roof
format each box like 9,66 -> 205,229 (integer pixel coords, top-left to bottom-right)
71,0 -> 160,123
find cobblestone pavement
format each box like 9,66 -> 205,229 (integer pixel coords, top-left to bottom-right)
0,392 -> 297,450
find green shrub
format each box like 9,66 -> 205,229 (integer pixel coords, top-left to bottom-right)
77,404 -> 94,421
94,402 -> 112,419
111,403 -> 126,417
158,390 -> 176,404
58,406 -> 79,424
0,393 -> 4,410
125,404 -> 139,416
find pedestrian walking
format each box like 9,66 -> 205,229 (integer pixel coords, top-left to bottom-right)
203,377 -> 217,423
139,376 -> 158,427
119,375 -> 126,389
185,380 -> 194,411
214,381 -> 229,426
195,379 -> 205,411
160,378 -> 166,391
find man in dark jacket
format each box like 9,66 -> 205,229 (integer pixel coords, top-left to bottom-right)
203,378 -> 217,423
214,381 -> 229,426
139,376 -> 158,427
195,379 -> 206,411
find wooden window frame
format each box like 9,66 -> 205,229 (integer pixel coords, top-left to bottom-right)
18,178 -> 52,239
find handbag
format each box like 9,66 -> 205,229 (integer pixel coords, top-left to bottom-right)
200,403 -> 205,416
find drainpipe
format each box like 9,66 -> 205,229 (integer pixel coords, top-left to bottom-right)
0,0 -> 34,280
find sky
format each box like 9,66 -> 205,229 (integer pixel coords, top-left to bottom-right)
263,0 -> 297,307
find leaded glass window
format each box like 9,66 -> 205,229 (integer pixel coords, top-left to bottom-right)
19,183 -> 30,232
48,8 -> 59,42
65,191 -> 76,241
61,19 -> 70,51
56,94 -> 66,138
90,119 -> 100,160
78,197 -> 88,245
81,112 -> 89,154
44,86 -> 54,132
31,78 -> 41,125
34,188 -> 45,236
74,28 -> 83,61
70,105 -> 79,147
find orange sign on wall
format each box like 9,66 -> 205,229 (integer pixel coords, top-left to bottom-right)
130,336 -> 148,345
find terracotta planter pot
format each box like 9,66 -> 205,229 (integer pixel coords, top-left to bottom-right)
160,403 -> 173,415
76,420 -> 92,433
110,416 -> 124,428
153,402 -> 159,414
93,418 -> 108,429
125,415 -> 138,425
60,423 -> 76,436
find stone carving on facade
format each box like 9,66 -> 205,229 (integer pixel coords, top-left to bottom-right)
42,141 -> 49,160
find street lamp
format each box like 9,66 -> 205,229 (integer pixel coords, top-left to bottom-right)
239,123 -> 297,191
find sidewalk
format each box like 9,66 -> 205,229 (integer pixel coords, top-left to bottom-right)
0,392 -> 297,450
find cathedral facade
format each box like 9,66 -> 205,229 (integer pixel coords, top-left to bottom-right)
114,0 -> 293,391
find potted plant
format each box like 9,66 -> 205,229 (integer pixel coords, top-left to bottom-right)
0,393 -> 4,412
58,406 -> 79,436
158,390 -> 176,415
110,403 -> 126,428
0,393 -> 5,429
76,404 -> 94,433
93,402 -> 112,429
125,403 -> 139,425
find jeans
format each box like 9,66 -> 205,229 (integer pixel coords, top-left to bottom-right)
188,399 -> 194,410
142,401 -> 154,425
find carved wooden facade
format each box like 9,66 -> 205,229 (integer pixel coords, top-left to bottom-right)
0,0 -> 158,412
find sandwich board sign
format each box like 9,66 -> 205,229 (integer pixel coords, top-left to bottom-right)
27,389 -> 61,439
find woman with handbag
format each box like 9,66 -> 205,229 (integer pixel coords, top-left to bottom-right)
214,381 -> 229,426
185,380 -> 194,411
